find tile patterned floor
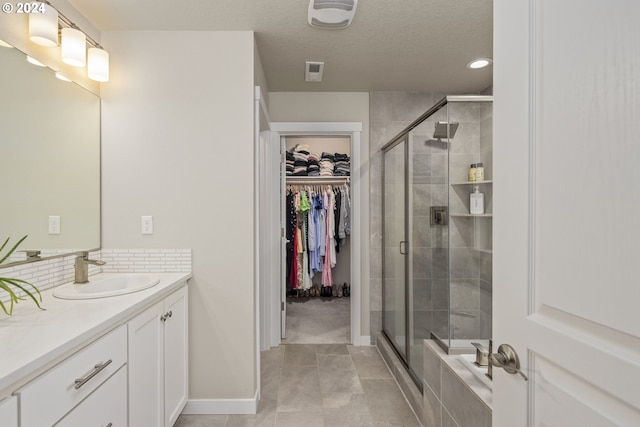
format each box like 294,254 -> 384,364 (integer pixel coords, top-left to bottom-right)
175,344 -> 421,427
284,296 -> 351,344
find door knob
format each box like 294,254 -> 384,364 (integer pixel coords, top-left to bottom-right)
490,343 -> 528,381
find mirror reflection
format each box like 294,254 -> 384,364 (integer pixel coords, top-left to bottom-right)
0,43 -> 100,265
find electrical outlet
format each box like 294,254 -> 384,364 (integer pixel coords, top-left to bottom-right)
48,215 -> 60,234
141,216 -> 153,235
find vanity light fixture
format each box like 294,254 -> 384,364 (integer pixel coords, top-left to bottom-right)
27,2 -> 110,82
466,58 -> 493,69
61,27 -> 86,67
27,56 -> 46,67
29,1 -> 58,47
55,72 -> 71,82
87,47 -> 109,82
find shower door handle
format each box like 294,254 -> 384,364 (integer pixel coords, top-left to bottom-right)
399,241 -> 408,255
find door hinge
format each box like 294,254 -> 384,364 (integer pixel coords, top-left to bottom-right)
281,228 -> 285,238
281,302 -> 285,311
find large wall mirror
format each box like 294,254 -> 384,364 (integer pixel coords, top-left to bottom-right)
0,43 -> 100,266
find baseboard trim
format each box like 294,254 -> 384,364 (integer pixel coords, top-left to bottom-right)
353,335 -> 371,347
182,391 -> 258,415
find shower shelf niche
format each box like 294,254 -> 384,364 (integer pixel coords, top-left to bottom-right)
450,213 -> 493,218
450,180 -> 493,186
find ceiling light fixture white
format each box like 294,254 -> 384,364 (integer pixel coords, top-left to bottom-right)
305,61 -> 325,82
29,1 -> 58,47
467,58 -> 492,69
308,0 -> 358,29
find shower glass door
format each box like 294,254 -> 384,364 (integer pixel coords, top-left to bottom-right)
383,139 -> 407,357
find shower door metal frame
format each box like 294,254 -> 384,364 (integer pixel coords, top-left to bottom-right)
381,95 -> 493,390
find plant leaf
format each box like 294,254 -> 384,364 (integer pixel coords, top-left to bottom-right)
0,235 -> 28,264
0,237 -> 9,254
1,277 -> 43,302
1,278 -> 43,310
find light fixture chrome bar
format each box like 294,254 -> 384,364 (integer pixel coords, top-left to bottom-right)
53,2 -> 103,49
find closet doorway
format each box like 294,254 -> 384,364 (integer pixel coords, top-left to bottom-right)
268,122 -> 362,348
284,136 -> 352,344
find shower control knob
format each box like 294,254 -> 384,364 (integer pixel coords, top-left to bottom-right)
490,343 -> 528,381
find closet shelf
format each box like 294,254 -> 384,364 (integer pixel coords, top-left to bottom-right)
450,213 -> 493,218
450,180 -> 493,186
286,176 -> 350,184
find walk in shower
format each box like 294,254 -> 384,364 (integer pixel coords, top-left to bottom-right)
382,95 -> 493,387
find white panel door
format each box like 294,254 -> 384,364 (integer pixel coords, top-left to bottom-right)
494,0 -> 640,425
128,300 -> 164,427
164,286 -> 189,426
278,133 -> 287,340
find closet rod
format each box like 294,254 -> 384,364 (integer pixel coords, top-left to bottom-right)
286,178 -> 350,184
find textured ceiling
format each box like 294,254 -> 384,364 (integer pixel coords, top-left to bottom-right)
67,0 -> 493,92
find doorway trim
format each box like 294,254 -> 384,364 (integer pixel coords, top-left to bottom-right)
270,121 -> 364,346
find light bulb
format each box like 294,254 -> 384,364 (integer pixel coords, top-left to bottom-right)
61,27 -> 86,67
88,48 -> 109,82
29,2 -> 58,47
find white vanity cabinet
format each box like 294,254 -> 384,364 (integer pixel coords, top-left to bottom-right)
128,285 -> 188,427
55,366 -> 127,427
0,396 -> 18,427
16,325 -> 127,427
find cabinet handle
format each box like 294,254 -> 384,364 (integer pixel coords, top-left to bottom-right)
106,424 -> 113,427
74,359 -> 112,389
167,310 -> 172,319
160,311 -> 173,322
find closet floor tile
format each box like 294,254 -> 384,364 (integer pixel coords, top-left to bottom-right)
284,296 -> 350,344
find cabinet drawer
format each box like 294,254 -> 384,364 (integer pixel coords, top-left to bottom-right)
17,325 -> 127,427
55,365 -> 127,427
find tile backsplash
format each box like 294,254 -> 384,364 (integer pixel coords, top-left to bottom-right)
0,249 -> 192,304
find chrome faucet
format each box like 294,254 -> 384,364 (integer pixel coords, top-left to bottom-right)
74,251 -> 106,284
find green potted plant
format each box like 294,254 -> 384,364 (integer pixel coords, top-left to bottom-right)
0,236 -> 44,315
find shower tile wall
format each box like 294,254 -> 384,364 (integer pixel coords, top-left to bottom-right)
447,102 -> 493,340
369,92 -> 444,343
370,94 -> 493,344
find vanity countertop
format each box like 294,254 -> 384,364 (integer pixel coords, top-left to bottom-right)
0,272 -> 191,400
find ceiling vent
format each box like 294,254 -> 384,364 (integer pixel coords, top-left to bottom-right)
308,0 -> 358,29
305,61 -> 325,82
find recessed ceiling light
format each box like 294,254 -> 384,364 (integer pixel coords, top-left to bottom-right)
467,58 -> 492,69
27,56 -> 46,67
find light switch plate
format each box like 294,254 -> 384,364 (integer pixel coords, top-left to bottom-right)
48,216 -> 60,234
141,216 -> 153,235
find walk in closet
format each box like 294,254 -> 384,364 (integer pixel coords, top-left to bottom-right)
283,136 -> 352,344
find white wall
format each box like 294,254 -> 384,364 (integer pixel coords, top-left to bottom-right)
101,31 -> 257,401
269,92 -> 370,337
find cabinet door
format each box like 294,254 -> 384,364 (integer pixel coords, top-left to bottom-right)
55,366 -> 127,427
163,286 -> 189,426
128,300 -> 164,427
0,396 -> 18,427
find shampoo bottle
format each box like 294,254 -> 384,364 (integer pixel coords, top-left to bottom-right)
470,185 -> 485,215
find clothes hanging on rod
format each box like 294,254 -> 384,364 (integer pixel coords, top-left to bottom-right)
285,182 -> 351,296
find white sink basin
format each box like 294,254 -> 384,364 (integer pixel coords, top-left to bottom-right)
53,274 -> 160,300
